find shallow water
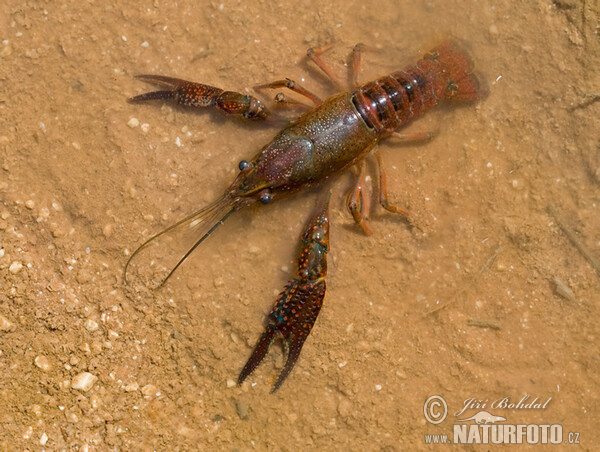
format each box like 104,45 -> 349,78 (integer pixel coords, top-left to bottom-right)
1,0 -> 598,449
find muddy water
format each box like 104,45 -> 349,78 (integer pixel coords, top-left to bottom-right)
1,0 -> 598,449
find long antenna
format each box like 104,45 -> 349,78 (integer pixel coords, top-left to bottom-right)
158,208 -> 235,287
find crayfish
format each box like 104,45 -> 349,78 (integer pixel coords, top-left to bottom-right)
124,41 -> 485,391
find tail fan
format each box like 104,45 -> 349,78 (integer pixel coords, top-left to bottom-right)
424,40 -> 488,101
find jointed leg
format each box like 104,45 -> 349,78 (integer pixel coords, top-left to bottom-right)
374,148 -> 409,217
255,78 -> 322,106
307,45 -> 345,90
347,160 -> 373,235
351,44 -> 362,88
273,92 -> 314,109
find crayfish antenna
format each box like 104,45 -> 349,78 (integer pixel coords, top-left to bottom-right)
123,193 -> 236,288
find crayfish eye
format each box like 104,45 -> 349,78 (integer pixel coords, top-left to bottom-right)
259,192 -> 272,204
238,160 -> 250,171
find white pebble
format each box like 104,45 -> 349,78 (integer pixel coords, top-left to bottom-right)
103,223 -> 113,237
141,123 -> 150,133
375,384 -> 382,391
0,249 -> 4,258
141,384 -> 159,399
0,314 -> 15,331
22,426 -> 33,439
226,379 -> 236,388
9,261 -> 22,273
85,319 -> 98,332
124,381 -> 139,392
40,432 -> 48,446
72,372 -> 98,392
25,199 -> 35,209
34,355 -> 52,372
127,117 -> 140,128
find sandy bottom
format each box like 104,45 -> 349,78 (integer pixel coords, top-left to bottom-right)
1,0 -> 599,449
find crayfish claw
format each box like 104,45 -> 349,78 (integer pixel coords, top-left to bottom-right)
239,192 -> 330,392
129,74 -> 269,120
239,279 -> 326,392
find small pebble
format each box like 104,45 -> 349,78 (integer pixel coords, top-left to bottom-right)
553,277 -> 578,303
226,379 -> 236,388
25,199 -> 35,209
39,432 -> 48,446
66,411 -> 79,423
375,384 -> 382,391
34,355 -> 52,372
141,384 -> 159,399
127,117 -> 140,128
337,398 -> 352,417
72,372 -> 98,392
140,123 -> 150,133
9,261 -> 22,273
102,224 -> 113,237
124,381 -> 139,392
0,314 -> 15,331
234,400 -> 249,420
85,319 -> 99,332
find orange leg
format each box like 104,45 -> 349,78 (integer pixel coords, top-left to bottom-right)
273,92 -> 314,109
307,45 -> 345,90
351,43 -> 362,88
255,78 -> 322,106
374,148 -> 409,217
347,160 -> 373,235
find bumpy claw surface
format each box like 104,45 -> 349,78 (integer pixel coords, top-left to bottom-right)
239,192 -> 330,392
129,74 -> 270,120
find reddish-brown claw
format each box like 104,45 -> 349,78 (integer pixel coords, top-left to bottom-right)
239,191 -> 330,392
129,74 -> 270,120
